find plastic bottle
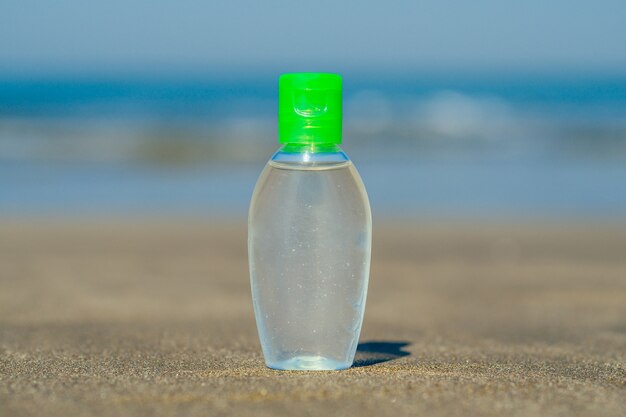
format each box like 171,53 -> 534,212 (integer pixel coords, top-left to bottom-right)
248,73 -> 372,370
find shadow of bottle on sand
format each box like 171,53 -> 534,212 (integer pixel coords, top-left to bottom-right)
352,341 -> 411,367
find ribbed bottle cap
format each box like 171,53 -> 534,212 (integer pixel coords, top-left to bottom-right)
278,73 -> 342,146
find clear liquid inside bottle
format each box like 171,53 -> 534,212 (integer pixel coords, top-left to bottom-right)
248,145 -> 372,370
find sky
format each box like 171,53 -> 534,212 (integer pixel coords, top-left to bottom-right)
1,0 -> 625,76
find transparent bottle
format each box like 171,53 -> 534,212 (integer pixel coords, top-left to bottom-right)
249,73 -> 372,370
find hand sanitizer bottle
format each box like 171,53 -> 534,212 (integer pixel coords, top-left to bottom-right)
249,73 -> 372,370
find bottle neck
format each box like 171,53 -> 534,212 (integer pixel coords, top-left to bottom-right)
271,143 -> 349,167
280,142 -> 342,154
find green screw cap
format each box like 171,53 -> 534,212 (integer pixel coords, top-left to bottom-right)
278,73 -> 342,147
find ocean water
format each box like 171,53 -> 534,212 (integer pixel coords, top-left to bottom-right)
1,74 -> 625,218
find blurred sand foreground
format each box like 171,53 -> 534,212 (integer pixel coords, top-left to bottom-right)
0,220 -> 624,417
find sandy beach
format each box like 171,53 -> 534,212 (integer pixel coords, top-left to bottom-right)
0,219 -> 624,416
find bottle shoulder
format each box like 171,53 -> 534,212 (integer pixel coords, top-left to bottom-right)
269,145 -> 351,171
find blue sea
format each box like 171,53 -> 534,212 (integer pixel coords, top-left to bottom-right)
1,74 -> 625,218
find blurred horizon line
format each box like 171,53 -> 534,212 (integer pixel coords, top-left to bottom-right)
2,65 -> 626,82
